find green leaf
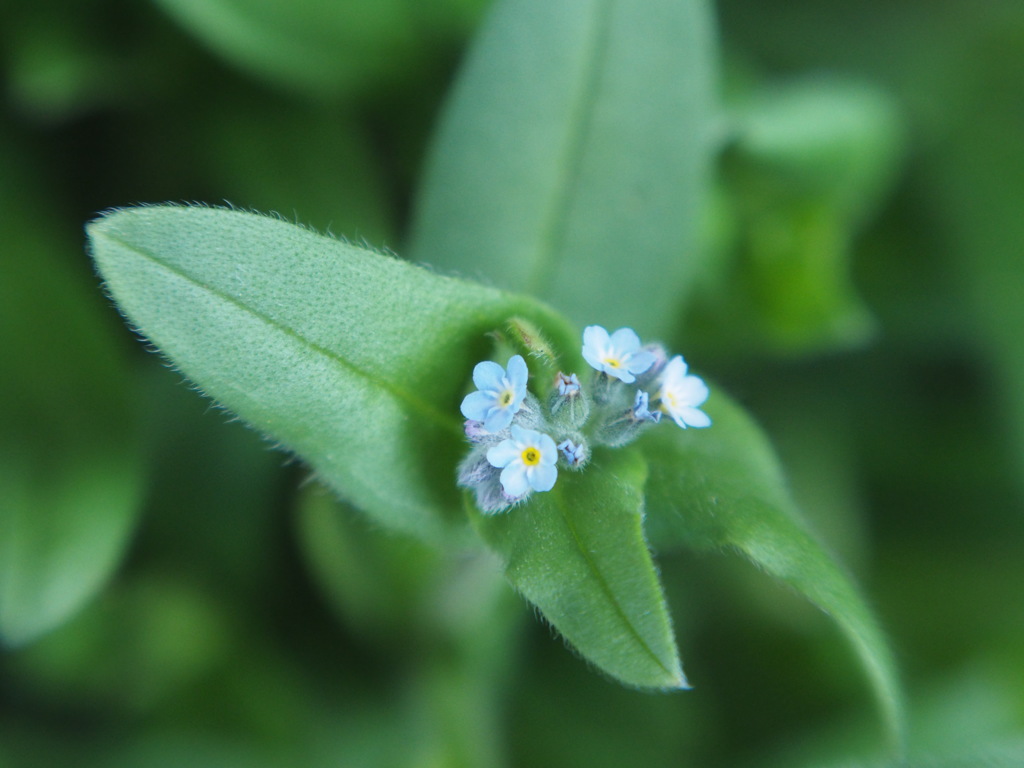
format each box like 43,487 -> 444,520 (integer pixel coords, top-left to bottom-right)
294,485 -> 441,644
922,34 -> 1024,494
151,0 -> 419,98
87,205 -> 573,539
729,77 -> 904,222
471,448 -> 684,690
410,0 -> 719,336
686,77 -> 904,355
0,451 -> 142,648
640,392 -> 905,745
0,164 -> 144,647
808,742 -> 1024,768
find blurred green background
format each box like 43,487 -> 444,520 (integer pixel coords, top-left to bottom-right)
2,0 -> 1024,766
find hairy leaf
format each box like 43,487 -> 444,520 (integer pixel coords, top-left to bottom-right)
88,205 -> 574,539
640,392 -> 905,744
472,448 -> 684,690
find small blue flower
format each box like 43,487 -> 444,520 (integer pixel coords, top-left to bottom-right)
460,355 -> 529,433
656,356 -> 711,429
486,425 -> 558,499
581,325 -> 656,384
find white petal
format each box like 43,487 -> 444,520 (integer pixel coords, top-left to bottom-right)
679,407 -> 711,428
662,355 -> 687,383
677,375 -> 709,406
610,367 -> 636,384
582,347 -> 603,371
609,327 -> 641,353
583,325 -> 610,350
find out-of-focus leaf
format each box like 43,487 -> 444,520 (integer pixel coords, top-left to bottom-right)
640,392 -> 904,746
0,455 -> 141,648
808,740 -> 1024,768
135,364 -> 284,595
472,448 -> 685,690
410,0 -> 719,336
87,205 -> 574,539
0,167 -> 144,647
687,77 -> 903,356
295,486 -> 441,644
202,98 -> 395,243
923,26 -> 1024,491
510,620 -> 703,768
93,731 -> 282,768
297,492 -> 520,768
729,78 -> 903,221
9,572 -> 230,713
151,0 -> 419,98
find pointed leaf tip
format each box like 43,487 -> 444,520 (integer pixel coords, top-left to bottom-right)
471,448 -> 684,690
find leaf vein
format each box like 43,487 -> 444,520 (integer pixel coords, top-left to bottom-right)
99,230 -> 461,434
526,0 -> 614,294
551,482 -> 677,683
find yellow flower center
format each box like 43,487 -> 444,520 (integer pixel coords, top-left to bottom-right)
604,357 -> 622,369
521,447 -> 541,466
499,389 -> 514,407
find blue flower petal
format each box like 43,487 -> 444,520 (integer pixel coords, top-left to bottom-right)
483,406 -> 514,433
506,355 -> 528,390
472,360 -> 506,392
536,431 -> 558,460
487,439 -> 521,468
529,463 -> 558,492
460,390 -> 495,422
500,464 -> 531,498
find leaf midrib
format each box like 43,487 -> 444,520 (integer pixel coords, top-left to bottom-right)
98,229 -> 461,434
525,0 -> 614,295
551,481 -> 681,686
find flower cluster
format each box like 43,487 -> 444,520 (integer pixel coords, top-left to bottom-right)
458,326 -> 711,513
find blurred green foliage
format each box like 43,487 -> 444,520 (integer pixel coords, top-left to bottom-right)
2,1 -> 1024,767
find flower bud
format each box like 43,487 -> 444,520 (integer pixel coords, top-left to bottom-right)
457,446 -> 496,486
458,447 -> 515,514
512,392 -> 547,431
556,436 -> 589,470
596,390 -> 660,447
475,475 -> 514,514
549,372 -> 590,430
